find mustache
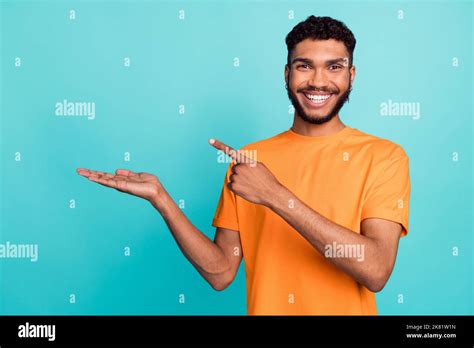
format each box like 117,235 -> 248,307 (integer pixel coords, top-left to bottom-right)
298,87 -> 340,94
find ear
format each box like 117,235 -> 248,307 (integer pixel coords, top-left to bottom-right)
284,64 -> 289,86
349,65 -> 356,84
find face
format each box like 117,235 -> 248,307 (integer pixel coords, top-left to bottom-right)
285,39 -> 355,125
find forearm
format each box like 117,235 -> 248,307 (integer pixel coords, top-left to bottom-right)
149,189 -> 230,288
267,185 -> 388,291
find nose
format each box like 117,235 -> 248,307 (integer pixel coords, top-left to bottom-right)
308,68 -> 329,89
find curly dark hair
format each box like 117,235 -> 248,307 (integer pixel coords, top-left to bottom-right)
285,15 -> 356,67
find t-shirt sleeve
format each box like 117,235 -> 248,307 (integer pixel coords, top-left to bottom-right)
361,149 -> 411,237
212,163 -> 239,232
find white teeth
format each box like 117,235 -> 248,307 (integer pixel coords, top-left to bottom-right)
305,93 -> 331,103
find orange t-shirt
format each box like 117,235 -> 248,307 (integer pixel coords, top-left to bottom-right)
212,125 -> 410,315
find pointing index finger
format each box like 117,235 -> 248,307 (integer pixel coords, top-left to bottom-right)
209,138 -> 254,164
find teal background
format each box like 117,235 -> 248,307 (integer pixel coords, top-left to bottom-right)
1,0 -> 472,315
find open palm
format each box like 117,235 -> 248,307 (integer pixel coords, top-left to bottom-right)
76,168 -> 163,201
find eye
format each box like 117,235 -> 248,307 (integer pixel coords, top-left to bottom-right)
297,64 -> 311,70
329,64 -> 342,70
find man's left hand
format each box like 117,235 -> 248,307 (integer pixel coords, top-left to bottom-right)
209,138 -> 283,206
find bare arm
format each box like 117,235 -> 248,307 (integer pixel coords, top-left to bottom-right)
150,189 -> 242,290
76,167 -> 242,291
268,185 -> 402,292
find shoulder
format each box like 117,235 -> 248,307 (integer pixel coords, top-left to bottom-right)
349,127 -> 409,163
238,130 -> 289,152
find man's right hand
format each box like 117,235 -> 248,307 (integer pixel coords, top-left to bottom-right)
76,152 -> 243,292
76,168 -> 164,203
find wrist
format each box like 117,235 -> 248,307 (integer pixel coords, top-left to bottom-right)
265,182 -> 291,211
149,185 -> 168,211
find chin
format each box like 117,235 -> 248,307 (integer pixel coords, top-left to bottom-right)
306,111 -> 331,120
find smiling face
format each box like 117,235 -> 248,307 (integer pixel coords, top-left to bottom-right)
285,38 -> 356,125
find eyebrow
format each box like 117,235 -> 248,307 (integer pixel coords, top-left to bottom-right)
291,57 -> 348,65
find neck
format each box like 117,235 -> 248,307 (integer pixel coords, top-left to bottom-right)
291,114 -> 345,137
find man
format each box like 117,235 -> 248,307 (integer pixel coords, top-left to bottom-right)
77,15 -> 410,315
